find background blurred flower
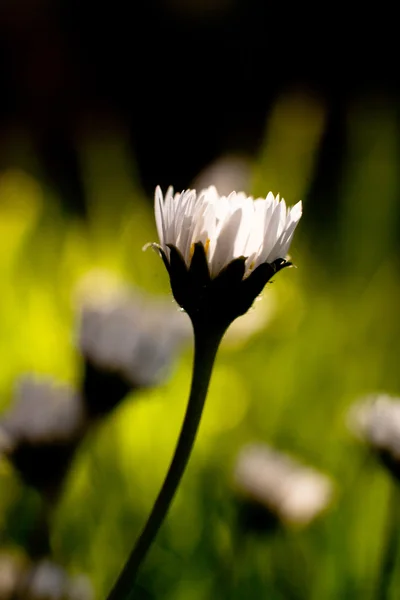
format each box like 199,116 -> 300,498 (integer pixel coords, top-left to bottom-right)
233,444 -> 334,530
0,552 -> 26,600
21,559 -> 66,600
76,274 -> 191,418
348,394 -> 400,479
0,376 -> 85,501
192,155 -> 251,198
0,554 -> 93,600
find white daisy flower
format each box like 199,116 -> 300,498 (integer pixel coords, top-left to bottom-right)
148,185 -> 302,329
107,188 -> 302,594
154,185 -> 302,278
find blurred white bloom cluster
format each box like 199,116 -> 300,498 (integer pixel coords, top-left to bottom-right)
0,376 -> 84,448
77,272 -> 190,388
0,376 -> 84,500
234,444 -> 333,527
348,394 -> 400,459
193,155 -> 251,198
0,554 -> 93,600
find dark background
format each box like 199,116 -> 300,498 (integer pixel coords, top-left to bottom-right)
1,0 -> 398,213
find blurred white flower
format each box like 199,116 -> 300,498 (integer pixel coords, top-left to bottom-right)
77,279 -> 190,391
25,560 -> 66,600
15,559 -> 94,600
234,444 -> 333,528
0,553 -> 24,600
1,376 -> 84,446
154,186 -> 302,278
348,394 -> 400,459
0,376 -> 85,499
192,155 -> 251,198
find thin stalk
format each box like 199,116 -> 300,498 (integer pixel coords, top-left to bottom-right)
375,480 -> 400,600
107,325 -> 225,600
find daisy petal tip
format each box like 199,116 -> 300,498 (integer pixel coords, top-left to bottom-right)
201,184 -> 218,198
293,200 -> 303,218
266,191 -> 275,202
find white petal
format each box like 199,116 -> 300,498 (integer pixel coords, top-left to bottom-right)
244,199 -> 265,257
210,208 -> 243,277
233,197 -> 255,257
268,201 -> 302,262
188,197 -> 215,259
154,186 -> 166,249
164,186 -> 175,245
151,185 -> 302,280
277,199 -> 287,237
175,190 -> 196,248
258,201 -> 284,264
176,193 -> 199,264
288,200 -> 303,225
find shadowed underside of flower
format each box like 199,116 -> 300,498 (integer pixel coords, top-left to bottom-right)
150,186 -> 302,328
162,243 -> 288,328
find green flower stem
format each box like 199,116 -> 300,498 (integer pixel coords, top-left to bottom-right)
107,324 -> 226,600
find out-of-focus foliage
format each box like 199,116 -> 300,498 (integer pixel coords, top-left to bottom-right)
1,90 -> 400,599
